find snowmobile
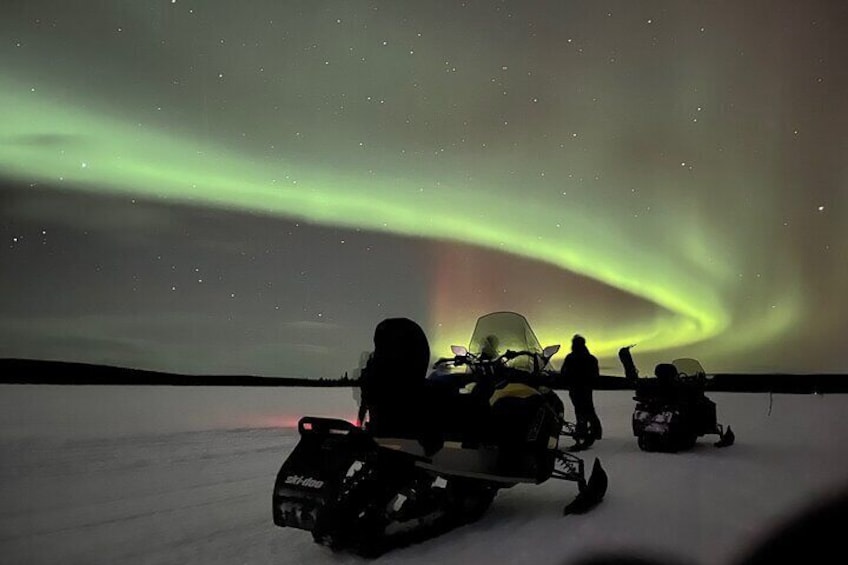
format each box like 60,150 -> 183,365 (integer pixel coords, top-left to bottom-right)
272,313 -> 607,556
620,348 -> 735,452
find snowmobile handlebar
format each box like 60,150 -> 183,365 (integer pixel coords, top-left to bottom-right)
433,349 -> 554,371
433,350 -> 518,368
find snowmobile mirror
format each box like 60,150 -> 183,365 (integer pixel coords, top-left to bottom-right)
542,344 -> 560,358
451,345 -> 468,356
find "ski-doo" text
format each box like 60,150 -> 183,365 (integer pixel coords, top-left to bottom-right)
285,475 -> 325,489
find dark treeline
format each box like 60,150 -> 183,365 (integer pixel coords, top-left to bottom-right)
0,359 -> 355,387
2,359 -> 846,393
584,374 -> 848,394
705,373 -> 848,394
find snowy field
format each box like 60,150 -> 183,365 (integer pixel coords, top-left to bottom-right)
1,386 -> 847,565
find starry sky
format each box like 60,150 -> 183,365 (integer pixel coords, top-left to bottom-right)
1,1 -> 846,377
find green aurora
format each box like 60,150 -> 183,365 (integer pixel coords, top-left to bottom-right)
2,77 -> 795,359
1,1 -> 845,374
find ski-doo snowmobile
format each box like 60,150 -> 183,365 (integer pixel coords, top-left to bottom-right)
620,348 -> 735,452
272,313 -> 607,556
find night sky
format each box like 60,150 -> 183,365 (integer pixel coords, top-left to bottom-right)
1,1 -> 846,377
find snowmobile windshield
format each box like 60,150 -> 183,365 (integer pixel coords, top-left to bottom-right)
672,358 -> 706,379
468,312 -> 543,372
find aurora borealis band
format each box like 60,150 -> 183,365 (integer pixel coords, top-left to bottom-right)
1,1 -> 846,376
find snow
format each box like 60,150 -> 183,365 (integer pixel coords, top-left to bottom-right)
1,387 -> 847,564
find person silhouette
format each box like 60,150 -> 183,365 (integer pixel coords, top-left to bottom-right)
560,334 -> 602,450
654,363 -> 680,397
480,334 -> 500,361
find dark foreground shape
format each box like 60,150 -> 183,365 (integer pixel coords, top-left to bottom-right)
571,485 -> 848,565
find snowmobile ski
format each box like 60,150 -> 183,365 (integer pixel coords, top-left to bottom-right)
715,425 -> 735,448
562,458 -> 608,515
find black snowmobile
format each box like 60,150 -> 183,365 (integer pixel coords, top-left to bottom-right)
620,348 -> 735,452
272,313 -> 607,556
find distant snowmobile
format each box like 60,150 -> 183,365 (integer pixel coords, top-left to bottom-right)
272,312 -> 607,556
620,348 -> 735,452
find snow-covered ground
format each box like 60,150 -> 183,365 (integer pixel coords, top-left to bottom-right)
1,386 -> 847,565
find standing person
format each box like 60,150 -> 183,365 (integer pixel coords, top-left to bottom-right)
560,334 -> 602,450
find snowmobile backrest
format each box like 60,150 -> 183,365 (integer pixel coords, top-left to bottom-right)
360,318 -> 433,438
371,317 -> 431,380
